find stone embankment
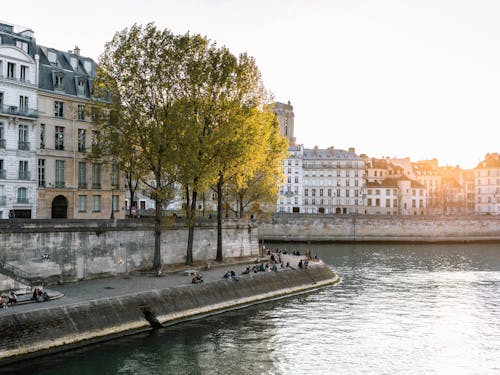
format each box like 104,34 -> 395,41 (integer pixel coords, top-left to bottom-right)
0,260 -> 339,364
259,214 -> 500,242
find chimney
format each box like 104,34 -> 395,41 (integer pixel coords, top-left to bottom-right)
349,147 -> 355,153
74,46 -> 80,56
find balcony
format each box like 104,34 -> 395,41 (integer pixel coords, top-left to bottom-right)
0,169 -> 6,179
0,104 -> 38,119
18,171 -> 30,180
55,182 -> 65,188
16,197 -> 29,204
0,74 -> 35,87
0,195 -> 6,206
18,141 -> 30,150
78,182 -> 88,189
0,139 -> 5,148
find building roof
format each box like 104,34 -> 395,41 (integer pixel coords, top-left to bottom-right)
37,45 -> 96,99
366,177 -> 425,189
303,147 -> 362,161
0,22 -> 37,57
476,153 -> 500,169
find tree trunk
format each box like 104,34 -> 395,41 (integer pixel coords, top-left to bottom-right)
216,175 -> 223,262
186,190 -> 197,265
153,196 -> 162,272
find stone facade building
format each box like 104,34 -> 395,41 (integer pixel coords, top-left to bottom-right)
0,22 -> 38,219
36,44 -> 125,219
273,101 -> 295,146
475,153 -> 500,215
278,145 -> 365,214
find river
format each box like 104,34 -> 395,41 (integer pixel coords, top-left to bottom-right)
4,243 -> 500,374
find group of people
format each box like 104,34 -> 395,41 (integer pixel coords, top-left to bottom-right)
32,288 -> 50,302
0,291 -> 17,308
191,272 -> 204,284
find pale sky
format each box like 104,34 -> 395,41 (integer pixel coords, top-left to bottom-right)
4,0 -> 500,169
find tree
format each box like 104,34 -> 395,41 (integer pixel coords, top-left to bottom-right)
93,24 -> 181,272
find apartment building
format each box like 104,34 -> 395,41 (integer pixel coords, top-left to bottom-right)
475,153 -> 500,215
0,22 -> 38,218
35,44 -> 125,219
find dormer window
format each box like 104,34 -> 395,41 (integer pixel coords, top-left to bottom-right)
77,78 -> 85,96
70,57 -> 78,70
48,51 -> 57,64
83,60 -> 92,74
54,72 -> 64,90
16,40 -> 28,53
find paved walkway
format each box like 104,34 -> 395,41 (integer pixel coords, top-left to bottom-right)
0,254 -> 312,317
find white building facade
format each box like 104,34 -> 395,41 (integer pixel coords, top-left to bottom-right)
475,153 -> 500,215
278,145 -> 365,214
0,22 -> 38,218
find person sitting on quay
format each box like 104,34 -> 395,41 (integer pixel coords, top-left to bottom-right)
7,291 -> 17,306
230,270 -> 239,281
241,266 -> 251,275
298,259 -> 303,269
223,271 -> 231,279
270,264 -> 278,273
192,273 -> 204,284
258,263 -> 265,272
0,295 -> 6,309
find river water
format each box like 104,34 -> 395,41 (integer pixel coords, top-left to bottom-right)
5,243 -> 500,375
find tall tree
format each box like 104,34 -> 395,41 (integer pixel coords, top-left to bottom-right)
93,24 -> 181,273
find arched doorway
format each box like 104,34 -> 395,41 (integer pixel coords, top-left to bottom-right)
52,195 -> 68,218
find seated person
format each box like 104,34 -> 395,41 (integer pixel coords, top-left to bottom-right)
230,270 -> 239,281
0,295 -> 5,308
241,266 -> 251,275
223,271 -> 231,279
8,291 -> 17,306
191,273 -> 203,283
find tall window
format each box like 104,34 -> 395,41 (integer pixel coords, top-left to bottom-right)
20,65 -> 28,82
92,195 -> 101,212
0,159 -> 4,179
55,126 -> 64,150
111,164 -> 119,189
77,104 -> 85,121
16,40 -> 28,52
18,124 -> 29,150
40,124 -> 45,149
77,78 -> 85,96
0,122 -> 4,149
17,187 -> 28,204
19,96 -> 28,113
78,129 -> 86,152
78,195 -> 87,212
112,195 -> 119,212
7,62 -> 15,79
78,162 -> 87,188
0,92 -> 3,105
38,159 -> 45,187
55,160 -> 65,188
54,101 -> 64,117
19,160 -> 29,180
54,72 -> 64,90
92,163 -> 101,189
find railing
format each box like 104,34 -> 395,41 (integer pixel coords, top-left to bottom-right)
18,141 -> 30,150
17,197 -> 29,204
55,182 -> 65,188
0,260 -> 40,289
92,183 -> 101,189
18,171 -> 31,180
0,74 -> 35,86
0,139 -> 5,148
79,182 -> 88,189
0,104 -> 38,118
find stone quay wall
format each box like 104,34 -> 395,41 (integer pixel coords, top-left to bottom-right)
0,263 -> 339,364
259,214 -> 500,242
0,219 -> 258,288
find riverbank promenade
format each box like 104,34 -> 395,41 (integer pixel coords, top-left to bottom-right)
0,253 -> 311,317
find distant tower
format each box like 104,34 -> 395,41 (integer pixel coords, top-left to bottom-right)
274,101 -> 295,146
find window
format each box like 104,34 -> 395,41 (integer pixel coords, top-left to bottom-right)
0,92 -> 3,106
78,162 -> 87,188
78,195 -> 87,212
112,195 -> 119,212
19,160 -> 29,180
19,96 -> 28,113
77,78 -> 85,95
77,104 -> 85,121
346,190 -> 350,197
312,189 -> 316,197
368,198 -> 372,206
393,199 -> 398,207
38,159 -> 45,187
0,122 -> 4,149
71,57 -> 78,70
17,187 -> 28,204
55,126 -> 64,150
40,124 -> 45,149
78,129 -> 86,152
304,189 -> 308,196
337,189 -> 341,197
111,164 -> 119,189
48,51 -> 57,64
7,62 -> 15,79
386,189 -> 390,196
0,159 -> 4,179
294,176 -> 299,183
16,40 -> 28,52
92,195 -> 101,212
54,101 -> 64,117
320,189 -> 324,197
54,72 -> 64,89
386,199 -> 390,207
20,65 -> 28,82
376,198 -> 380,206
92,163 -> 101,189
328,189 -> 332,197
18,124 -> 29,150
55,160 -> 65,188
